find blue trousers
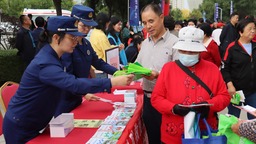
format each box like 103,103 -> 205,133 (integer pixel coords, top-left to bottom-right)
142,94 -> 162,144
228,92 -> 256,119
55,91 -> 82,117
3,114 -> 39,144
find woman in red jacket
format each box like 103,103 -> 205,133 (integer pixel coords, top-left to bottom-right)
198,23 -> 221,68
151,27 -> 230,144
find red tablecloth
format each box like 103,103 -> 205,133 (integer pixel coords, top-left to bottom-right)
28,83 -> 147,144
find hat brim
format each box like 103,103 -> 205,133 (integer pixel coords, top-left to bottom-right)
173,41 -> 207,52
66,31 -> 86,37
81,20 -> 98,27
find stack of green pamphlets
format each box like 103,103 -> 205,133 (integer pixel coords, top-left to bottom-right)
74,119 -> 103,128
113,62 -> 151,80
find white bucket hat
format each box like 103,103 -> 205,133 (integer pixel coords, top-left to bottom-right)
173,26 -> 206,52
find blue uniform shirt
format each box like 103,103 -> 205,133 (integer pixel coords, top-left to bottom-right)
4,44 -> 112,140
72,38 -> 117,77
55,38 -> 117,116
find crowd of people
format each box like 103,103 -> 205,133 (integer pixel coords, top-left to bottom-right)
3,2 -> 256,144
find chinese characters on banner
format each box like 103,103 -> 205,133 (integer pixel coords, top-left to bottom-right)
129,0 -> 139,26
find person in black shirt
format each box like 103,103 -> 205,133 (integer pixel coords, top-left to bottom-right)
32,16 -> 45,52
125,33 -> 144,63
28,14 -> 36,30
219,12 -> 239,58
15,15 -> 36,68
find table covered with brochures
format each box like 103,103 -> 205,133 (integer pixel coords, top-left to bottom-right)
28,82 -> 147,144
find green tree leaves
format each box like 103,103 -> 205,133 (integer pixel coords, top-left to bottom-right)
171,9 -> 183,21
189,9 -> 203,20
199,0 -> 256,22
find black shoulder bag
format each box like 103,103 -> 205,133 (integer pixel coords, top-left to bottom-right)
175,60 -> 213,98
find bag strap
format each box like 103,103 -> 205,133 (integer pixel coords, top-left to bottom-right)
194,114 -> 213,138
194,113 -> 201,138
175,60 -> 213,98
203,118 -> 213,137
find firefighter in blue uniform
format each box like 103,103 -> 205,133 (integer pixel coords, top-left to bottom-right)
3,16 -> 133,144
55,5 -> 118,116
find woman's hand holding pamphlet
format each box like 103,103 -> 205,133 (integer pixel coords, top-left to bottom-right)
230,90 -> 245,105
179,103 -> 212,118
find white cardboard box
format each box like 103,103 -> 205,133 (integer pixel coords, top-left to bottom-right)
124,90 -> 137,103
49,113 -> 74,137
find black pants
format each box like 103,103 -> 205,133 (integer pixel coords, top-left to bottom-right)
142,94 -> 162,144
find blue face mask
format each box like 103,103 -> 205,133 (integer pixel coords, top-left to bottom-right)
179,53 -> 199,67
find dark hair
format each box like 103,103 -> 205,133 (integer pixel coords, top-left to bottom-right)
198,18 -> 204,23
107,16 -> 122,43
205,19 -> 212,25
183,19 -> 188,26
174,21 -> 183,27
140,3 -> 162,16
236,18 -> 255,34
19,15 -> 26,25
39,29 -> 65,45
187,19 -> 197,25
132,33 -> 144,47
37,30 -> 65,53
95,12 -> 110,32
122,21 -> 128,29
28,14 -> 32,19
35,16 -> 45,27
198,23 -> 212,37
230,12 -> 239,19
164,15 -> 175,30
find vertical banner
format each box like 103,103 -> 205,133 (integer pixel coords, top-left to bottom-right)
129,0 -> 139,26
163,0 -> 170,16
214,3 -> 219,22
161,0 -> 165,14
230,1 -> 233,15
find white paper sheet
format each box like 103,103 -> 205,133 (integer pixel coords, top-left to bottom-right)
184,111 -> 196,138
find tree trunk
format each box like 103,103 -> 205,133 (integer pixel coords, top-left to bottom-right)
104,0 -> 113,18
53,0 -> 62,16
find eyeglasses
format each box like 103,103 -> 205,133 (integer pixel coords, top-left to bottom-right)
66,35 -> 78,43
78,24 -> 91,29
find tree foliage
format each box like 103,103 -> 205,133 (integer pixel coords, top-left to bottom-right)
61,0 -> 74,11
189,9 -> 203,20
181,9 -> 190,19
171,9 -> 183,21
233,0 -> 256,18
25,0 -> 53,9
199,0 -> 256,23
84,0 -> 100,12
85,0 -> 161,22
0,0 -> 25,17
